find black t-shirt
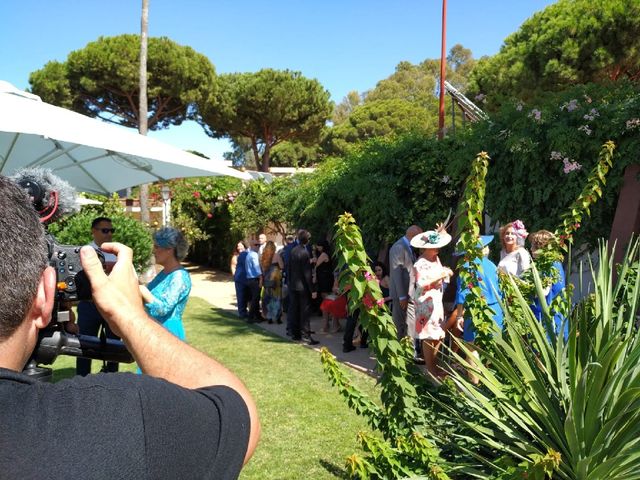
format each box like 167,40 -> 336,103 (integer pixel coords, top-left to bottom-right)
0,368 -> 250,480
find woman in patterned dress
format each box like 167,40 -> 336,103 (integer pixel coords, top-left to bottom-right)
410,229 -> 453,380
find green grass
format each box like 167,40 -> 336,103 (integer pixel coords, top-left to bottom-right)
50,297 -> 378,479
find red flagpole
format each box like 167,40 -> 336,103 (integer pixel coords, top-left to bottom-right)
438,0 -> 447,140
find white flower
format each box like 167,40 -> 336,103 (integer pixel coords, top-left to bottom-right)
578,125 -> 592,135
626,118 -> 640,130
561,99 -> 579,112
583,108 -> 599,121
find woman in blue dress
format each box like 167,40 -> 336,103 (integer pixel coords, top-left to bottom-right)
139,227 -> 191,341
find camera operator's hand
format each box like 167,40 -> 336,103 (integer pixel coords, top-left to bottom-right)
80,243 -> 145,338
80,243 -> 260,462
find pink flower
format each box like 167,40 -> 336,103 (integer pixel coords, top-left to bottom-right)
376,298 -> 385,307
563,158 -> 582,174
363,271 -> 373,281
362,295 -> 374,309
207,213 -> 213,219
193,191 -> 201,198
512,220 -> 529,239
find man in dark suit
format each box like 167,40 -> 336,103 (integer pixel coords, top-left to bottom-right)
388,225 -> 422,340
286,230 -> 319,345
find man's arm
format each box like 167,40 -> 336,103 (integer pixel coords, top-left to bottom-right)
80,244 -> 260,463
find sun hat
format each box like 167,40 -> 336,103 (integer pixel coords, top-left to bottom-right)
453,235 -> 494,256
410,230 -> 452,249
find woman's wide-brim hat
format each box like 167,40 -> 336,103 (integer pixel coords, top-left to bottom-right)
410,230 -> 452,249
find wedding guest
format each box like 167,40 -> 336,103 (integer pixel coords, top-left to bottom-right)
389,225 -> 423,340
230,240 -> 246,276
409,229 -> 454,380
529,230 -> 567,338
453,235 -> 503,384
139,227 -> 191,340
261,241 -> 284,324
498,220 -> 531,277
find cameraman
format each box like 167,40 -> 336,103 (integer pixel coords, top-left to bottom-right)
76,216 -> 120,375
0,176 -> 259,479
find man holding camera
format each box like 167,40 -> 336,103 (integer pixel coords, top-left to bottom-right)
0,176 -> 260,478
76,216 -> 120,375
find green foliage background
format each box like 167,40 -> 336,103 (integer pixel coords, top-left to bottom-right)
47,195 -> 153,272
30,34 -> 215,130
230,81 -> 639,257
157,176 -> 244,270
467,0 -> 640,106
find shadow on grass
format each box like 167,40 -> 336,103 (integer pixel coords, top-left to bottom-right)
191,306 -> 294,345
319,459 -> 350,479
183,263 -> 233,283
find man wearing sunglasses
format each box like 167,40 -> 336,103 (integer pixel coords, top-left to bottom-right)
76,216 -> 120,375
90,217 -> 117,269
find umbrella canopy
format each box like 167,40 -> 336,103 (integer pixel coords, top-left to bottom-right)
0,81 -> 250,194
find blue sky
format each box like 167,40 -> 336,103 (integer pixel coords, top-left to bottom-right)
0,0 -> 556,161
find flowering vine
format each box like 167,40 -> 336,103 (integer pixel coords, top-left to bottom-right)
554,141 -> 615,252
454,151 -> 497,349
320,212 -> 448,479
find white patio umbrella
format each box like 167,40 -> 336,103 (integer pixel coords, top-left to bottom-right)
0,81 -> 250,194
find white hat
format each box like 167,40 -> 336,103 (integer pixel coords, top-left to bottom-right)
410,230 -> 452,249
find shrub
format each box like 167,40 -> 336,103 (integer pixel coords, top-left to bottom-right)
48,198 -> 153,272
322,143 -> 639,479
155,177 -> 243,270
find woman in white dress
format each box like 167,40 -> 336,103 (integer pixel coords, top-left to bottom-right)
497,220 -> 531,277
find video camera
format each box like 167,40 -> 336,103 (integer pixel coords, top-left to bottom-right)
13,169 -> 133,381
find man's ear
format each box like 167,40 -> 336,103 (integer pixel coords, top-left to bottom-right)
29,266 -> 56,329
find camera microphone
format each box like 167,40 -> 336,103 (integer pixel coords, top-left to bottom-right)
10,168 -> 79,224
9,168 -> 134,379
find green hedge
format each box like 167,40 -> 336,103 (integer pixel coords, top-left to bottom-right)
48,197 -> 153,272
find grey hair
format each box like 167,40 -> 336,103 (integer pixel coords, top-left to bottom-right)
153,227 -> 189,261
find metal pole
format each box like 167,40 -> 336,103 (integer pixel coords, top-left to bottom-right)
438,0 -> 447,140
451,93 -> 456,136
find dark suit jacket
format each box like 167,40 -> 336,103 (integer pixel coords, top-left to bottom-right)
287,244 -> 312,292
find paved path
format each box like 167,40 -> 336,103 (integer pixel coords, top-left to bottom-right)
184,263 -> 377,376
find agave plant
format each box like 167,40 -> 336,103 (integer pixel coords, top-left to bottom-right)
440,238 -> 640,479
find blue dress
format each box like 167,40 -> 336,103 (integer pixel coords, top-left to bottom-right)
530,260 -> 567,338
455,256 -> 503,342
145,268 -> 191,341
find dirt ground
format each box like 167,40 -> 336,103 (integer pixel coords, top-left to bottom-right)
184,263 -> 377,375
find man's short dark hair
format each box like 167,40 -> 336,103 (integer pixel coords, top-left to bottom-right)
0,176 -> 48,339
297,229 -> 310,245
91,217 -> 112,228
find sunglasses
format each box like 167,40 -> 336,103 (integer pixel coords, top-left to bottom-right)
96,228 -> 116,234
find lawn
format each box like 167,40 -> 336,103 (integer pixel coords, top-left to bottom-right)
50,297 -> 378,479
